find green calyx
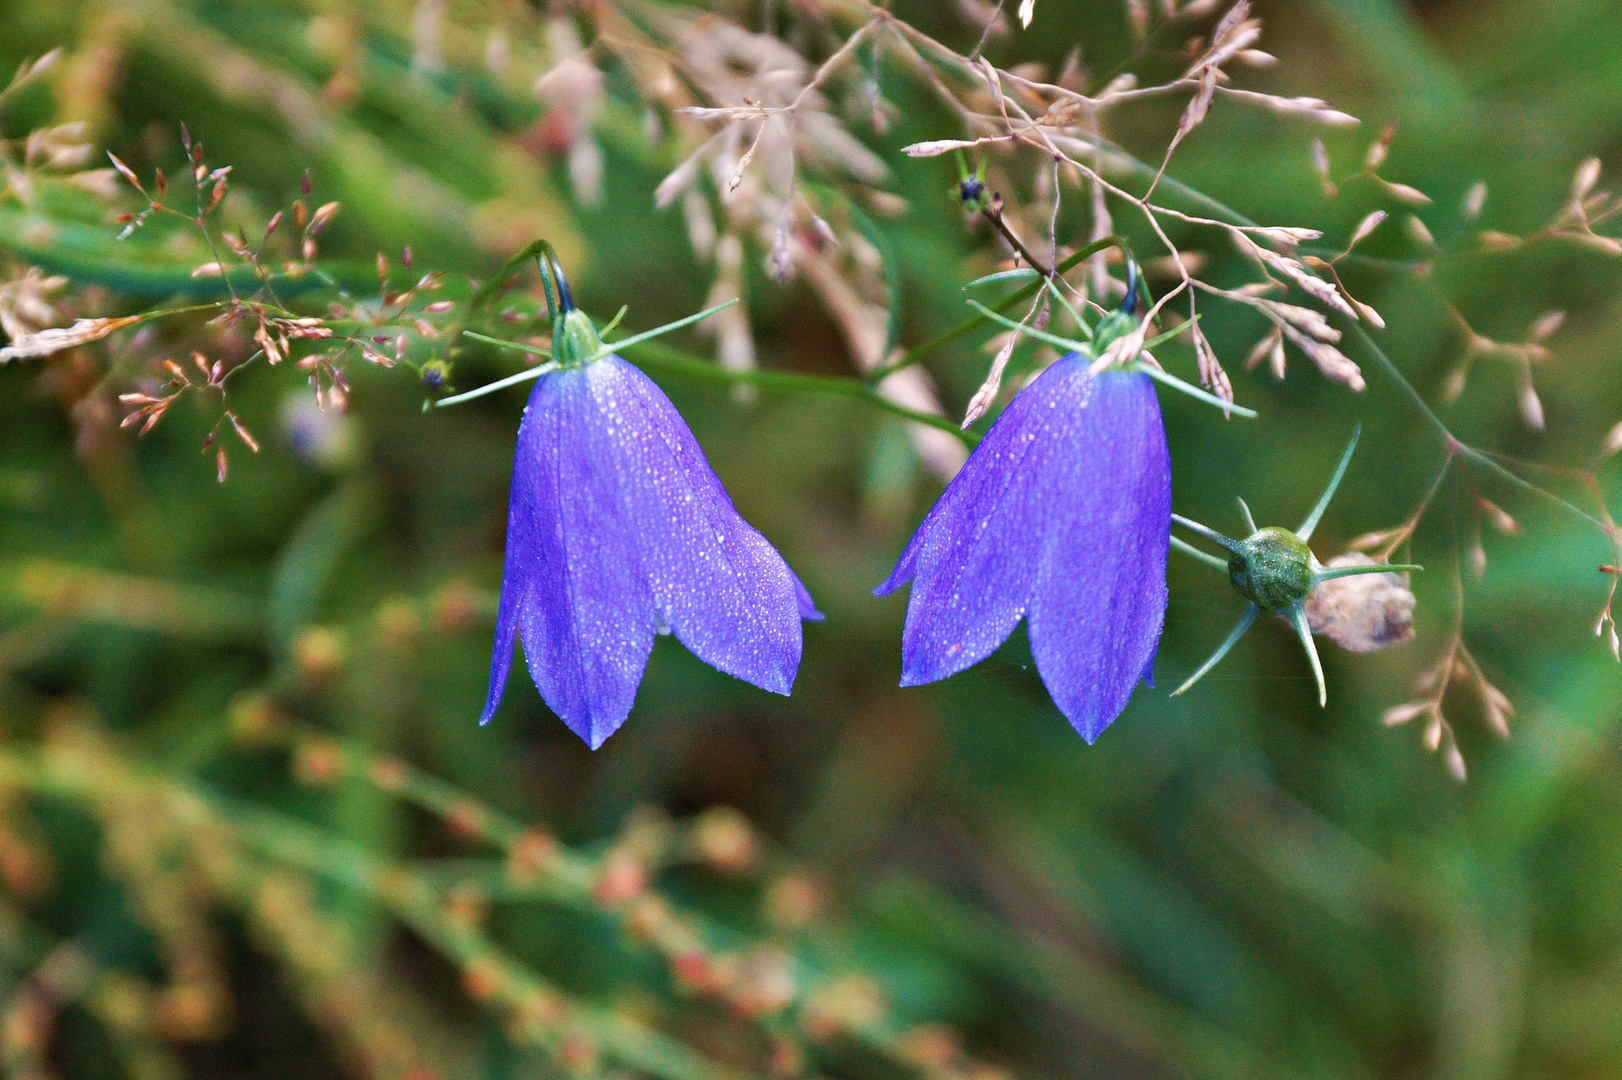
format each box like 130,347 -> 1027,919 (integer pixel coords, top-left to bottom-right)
552,308 -> 604,369
1228,527 -> 1314,612
535,243 -> 603,370
434,239 -> 740,409
1090,258 -> 1143,356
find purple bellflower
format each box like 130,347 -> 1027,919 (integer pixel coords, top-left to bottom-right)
876,355 -> 1172,742
472,253 -> 820,748
873,269 -> 1227,742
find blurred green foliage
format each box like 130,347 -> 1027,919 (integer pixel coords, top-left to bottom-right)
0,1 -> 1620,1079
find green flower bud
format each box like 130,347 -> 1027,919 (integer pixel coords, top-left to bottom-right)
421,359 -> 450,390
1228,526 -> 1314,613
552,308 -> 604,370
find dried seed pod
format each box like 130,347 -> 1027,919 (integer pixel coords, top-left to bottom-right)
1304,553 -> 1415,652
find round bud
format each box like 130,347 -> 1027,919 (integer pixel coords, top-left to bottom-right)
1228,526 -> 1313,612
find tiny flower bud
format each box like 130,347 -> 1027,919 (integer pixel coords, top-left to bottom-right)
1228,527 -> 1314,612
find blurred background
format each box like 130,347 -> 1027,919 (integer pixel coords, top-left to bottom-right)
0,0 -> 1620,1078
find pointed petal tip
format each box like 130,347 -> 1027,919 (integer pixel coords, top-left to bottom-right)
478,682 -> 506,728
1070,714 -> 1111,745
792,576 -> 825,621
577,719 -> 617,751
872,572 -> 908,598
742,661 -> 797,697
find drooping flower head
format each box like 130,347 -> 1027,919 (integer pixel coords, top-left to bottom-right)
875,282 -> 1173,742
481,250 -> 820,748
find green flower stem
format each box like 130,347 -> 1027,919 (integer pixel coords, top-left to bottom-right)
1345,324 -> 1618,542
864,236 -> 1125,385
441,238 -> 553,353
619,338 -> 981,446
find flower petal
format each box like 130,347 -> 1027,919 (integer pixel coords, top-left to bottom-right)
876,359 -> 1169,740
480,573 -> 521,727
594,356 -> 809,695
792,573 -> 825,621
1024,369 -> 1170,742
877,356 -> 1091,685
484,356 -> 818,747
491,366 -> 656,748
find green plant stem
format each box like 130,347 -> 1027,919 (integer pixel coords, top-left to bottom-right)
441,239 -> 551,355
1344,324 -> 1616,541
621,339 -> 981,446
864,236 -> 1125,384
215,797 -> 747,1080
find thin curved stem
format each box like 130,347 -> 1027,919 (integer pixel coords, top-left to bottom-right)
1172,603 -> 1259,697
1053,129 -> 1614,551
1345,324 -> 1616,541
